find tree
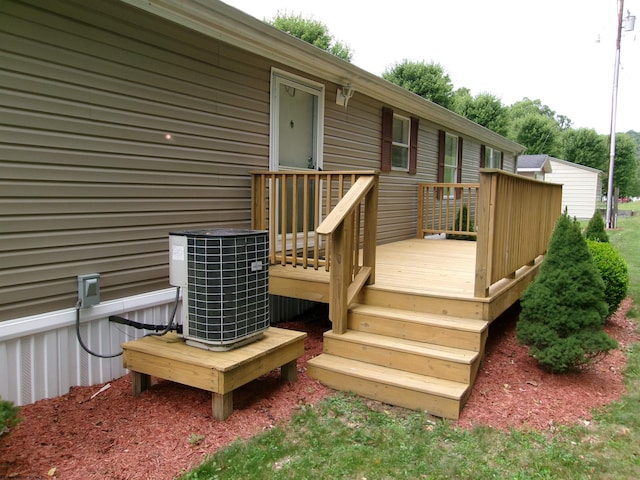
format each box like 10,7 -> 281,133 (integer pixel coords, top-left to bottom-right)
611,133 -> 639,197
516,212 -> 617,373
514,114 -> 561,156
559,128 -> 608,172
382,60 -> 454,109
508,98 -> 571,129
453,91 -> 509,136
268,12 -> 353,62
584,210 -> 608,243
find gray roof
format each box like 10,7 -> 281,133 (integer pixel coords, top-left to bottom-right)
517,155 -> 551,171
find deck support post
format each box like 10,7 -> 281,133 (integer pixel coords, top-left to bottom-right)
280,359 -> 298,382
131,371 -> 151,397
212,392 -> 233,420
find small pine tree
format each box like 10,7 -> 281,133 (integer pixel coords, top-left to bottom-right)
446,205 -> 476,241
516,212 -> 617,373
584,210 -> 608,242
1,396 -> 21,437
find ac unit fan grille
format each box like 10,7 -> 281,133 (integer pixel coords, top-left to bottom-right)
186,231 -> 269,344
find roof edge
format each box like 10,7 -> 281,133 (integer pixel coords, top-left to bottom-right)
120,0 -> 525,154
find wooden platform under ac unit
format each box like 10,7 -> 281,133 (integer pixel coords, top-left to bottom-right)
272,238 -> 541,420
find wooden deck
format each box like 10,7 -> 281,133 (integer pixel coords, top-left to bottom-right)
271,238 -> 542,322
271,237 -> 543,419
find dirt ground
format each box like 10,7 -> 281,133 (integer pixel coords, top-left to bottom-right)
1,299 -> 636,480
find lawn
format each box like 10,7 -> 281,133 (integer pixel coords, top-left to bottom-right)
178,204 -> 640,480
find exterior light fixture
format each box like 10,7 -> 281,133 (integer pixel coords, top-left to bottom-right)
336,83 -> 354,107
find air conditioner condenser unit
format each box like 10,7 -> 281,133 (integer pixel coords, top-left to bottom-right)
169,229 -> 270,351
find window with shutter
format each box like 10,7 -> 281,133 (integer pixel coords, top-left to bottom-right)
380,107 -> 417,174
437,131 -> 463,198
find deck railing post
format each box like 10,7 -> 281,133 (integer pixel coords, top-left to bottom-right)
329,213 -> 352,334
474,170 -> 496,297
363,177 -> 379,284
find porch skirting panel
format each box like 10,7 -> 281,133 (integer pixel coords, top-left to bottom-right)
0,288 -> 182,406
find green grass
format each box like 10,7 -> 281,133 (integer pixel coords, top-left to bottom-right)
178,203 -> 640,480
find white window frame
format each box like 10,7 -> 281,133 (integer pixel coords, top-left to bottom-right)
391,114 -> 411,171
486,147 -> 501,169
444,133 -> 459,183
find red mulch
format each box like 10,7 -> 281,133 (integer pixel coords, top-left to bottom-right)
1,300 -> 637,480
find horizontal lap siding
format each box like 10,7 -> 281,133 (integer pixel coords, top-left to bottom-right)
462,140 -> 481,183
0,0 -> 271,320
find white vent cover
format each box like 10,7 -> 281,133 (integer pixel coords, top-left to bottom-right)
169,229 -> 269,350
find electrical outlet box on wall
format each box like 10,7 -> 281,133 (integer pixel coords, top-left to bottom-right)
78,273 -> 100,308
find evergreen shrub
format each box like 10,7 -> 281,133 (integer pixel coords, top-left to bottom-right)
584,210 -> 609,242
516,212 -> 617,373
0,396 -> 21,437
587,239 -> 629,317
446,205 -> 476,241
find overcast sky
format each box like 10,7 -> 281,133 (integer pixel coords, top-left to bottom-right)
223,0 -> 639,135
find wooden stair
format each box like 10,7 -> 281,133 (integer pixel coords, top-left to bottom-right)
307,303 -> 488,420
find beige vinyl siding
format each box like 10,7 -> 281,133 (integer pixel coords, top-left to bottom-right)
0,0 -> 271,321
503,153 -> 517,173
461,140 -> 481,183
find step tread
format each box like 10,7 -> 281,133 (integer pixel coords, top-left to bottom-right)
324,330 -> 478,364
351,304 -> 488,333
308,354 -> 468,400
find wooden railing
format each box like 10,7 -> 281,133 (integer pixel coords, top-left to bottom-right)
417,183 -> 480,238
418,170 -> 562,297
251,171 -> 379,332
474,169 -> 562,297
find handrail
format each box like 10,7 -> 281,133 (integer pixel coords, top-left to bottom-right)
251,170 -> 379,333
474,169 -> 562,297
316,175 -> 378,333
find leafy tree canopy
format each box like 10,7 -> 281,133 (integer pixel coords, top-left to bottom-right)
509,98 -> 572,130
514,114 -> 561,156
559,128 -> 608,172
452,91 -> 509,136
382,60 -> 454,110
613,132 -> 640,197
268,12 -> 353,62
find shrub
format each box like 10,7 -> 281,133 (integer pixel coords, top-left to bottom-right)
584,210 -> 609,242
516,212 -> 617,373
587,239 -> 629,317
1,396 -> 21,437
446,205 -> 476,241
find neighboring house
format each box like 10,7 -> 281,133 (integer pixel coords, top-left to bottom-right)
546,158 -> 604,220
516,154 -> 552,181
518,155 -> 603,220
0,0 -> 527,407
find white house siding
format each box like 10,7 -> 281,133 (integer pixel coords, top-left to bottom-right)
0,289 -> 180,406
546,159 -> 602,220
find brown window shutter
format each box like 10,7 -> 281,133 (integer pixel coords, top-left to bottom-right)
409,117 -> 419,175
479,145 -> 486,168
499,152 -> 504,169
381,107 -> 393,172
437,130 -> 445,182
456,136 -> 463,199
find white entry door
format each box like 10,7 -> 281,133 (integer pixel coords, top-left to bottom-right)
270,70 -> 325,242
